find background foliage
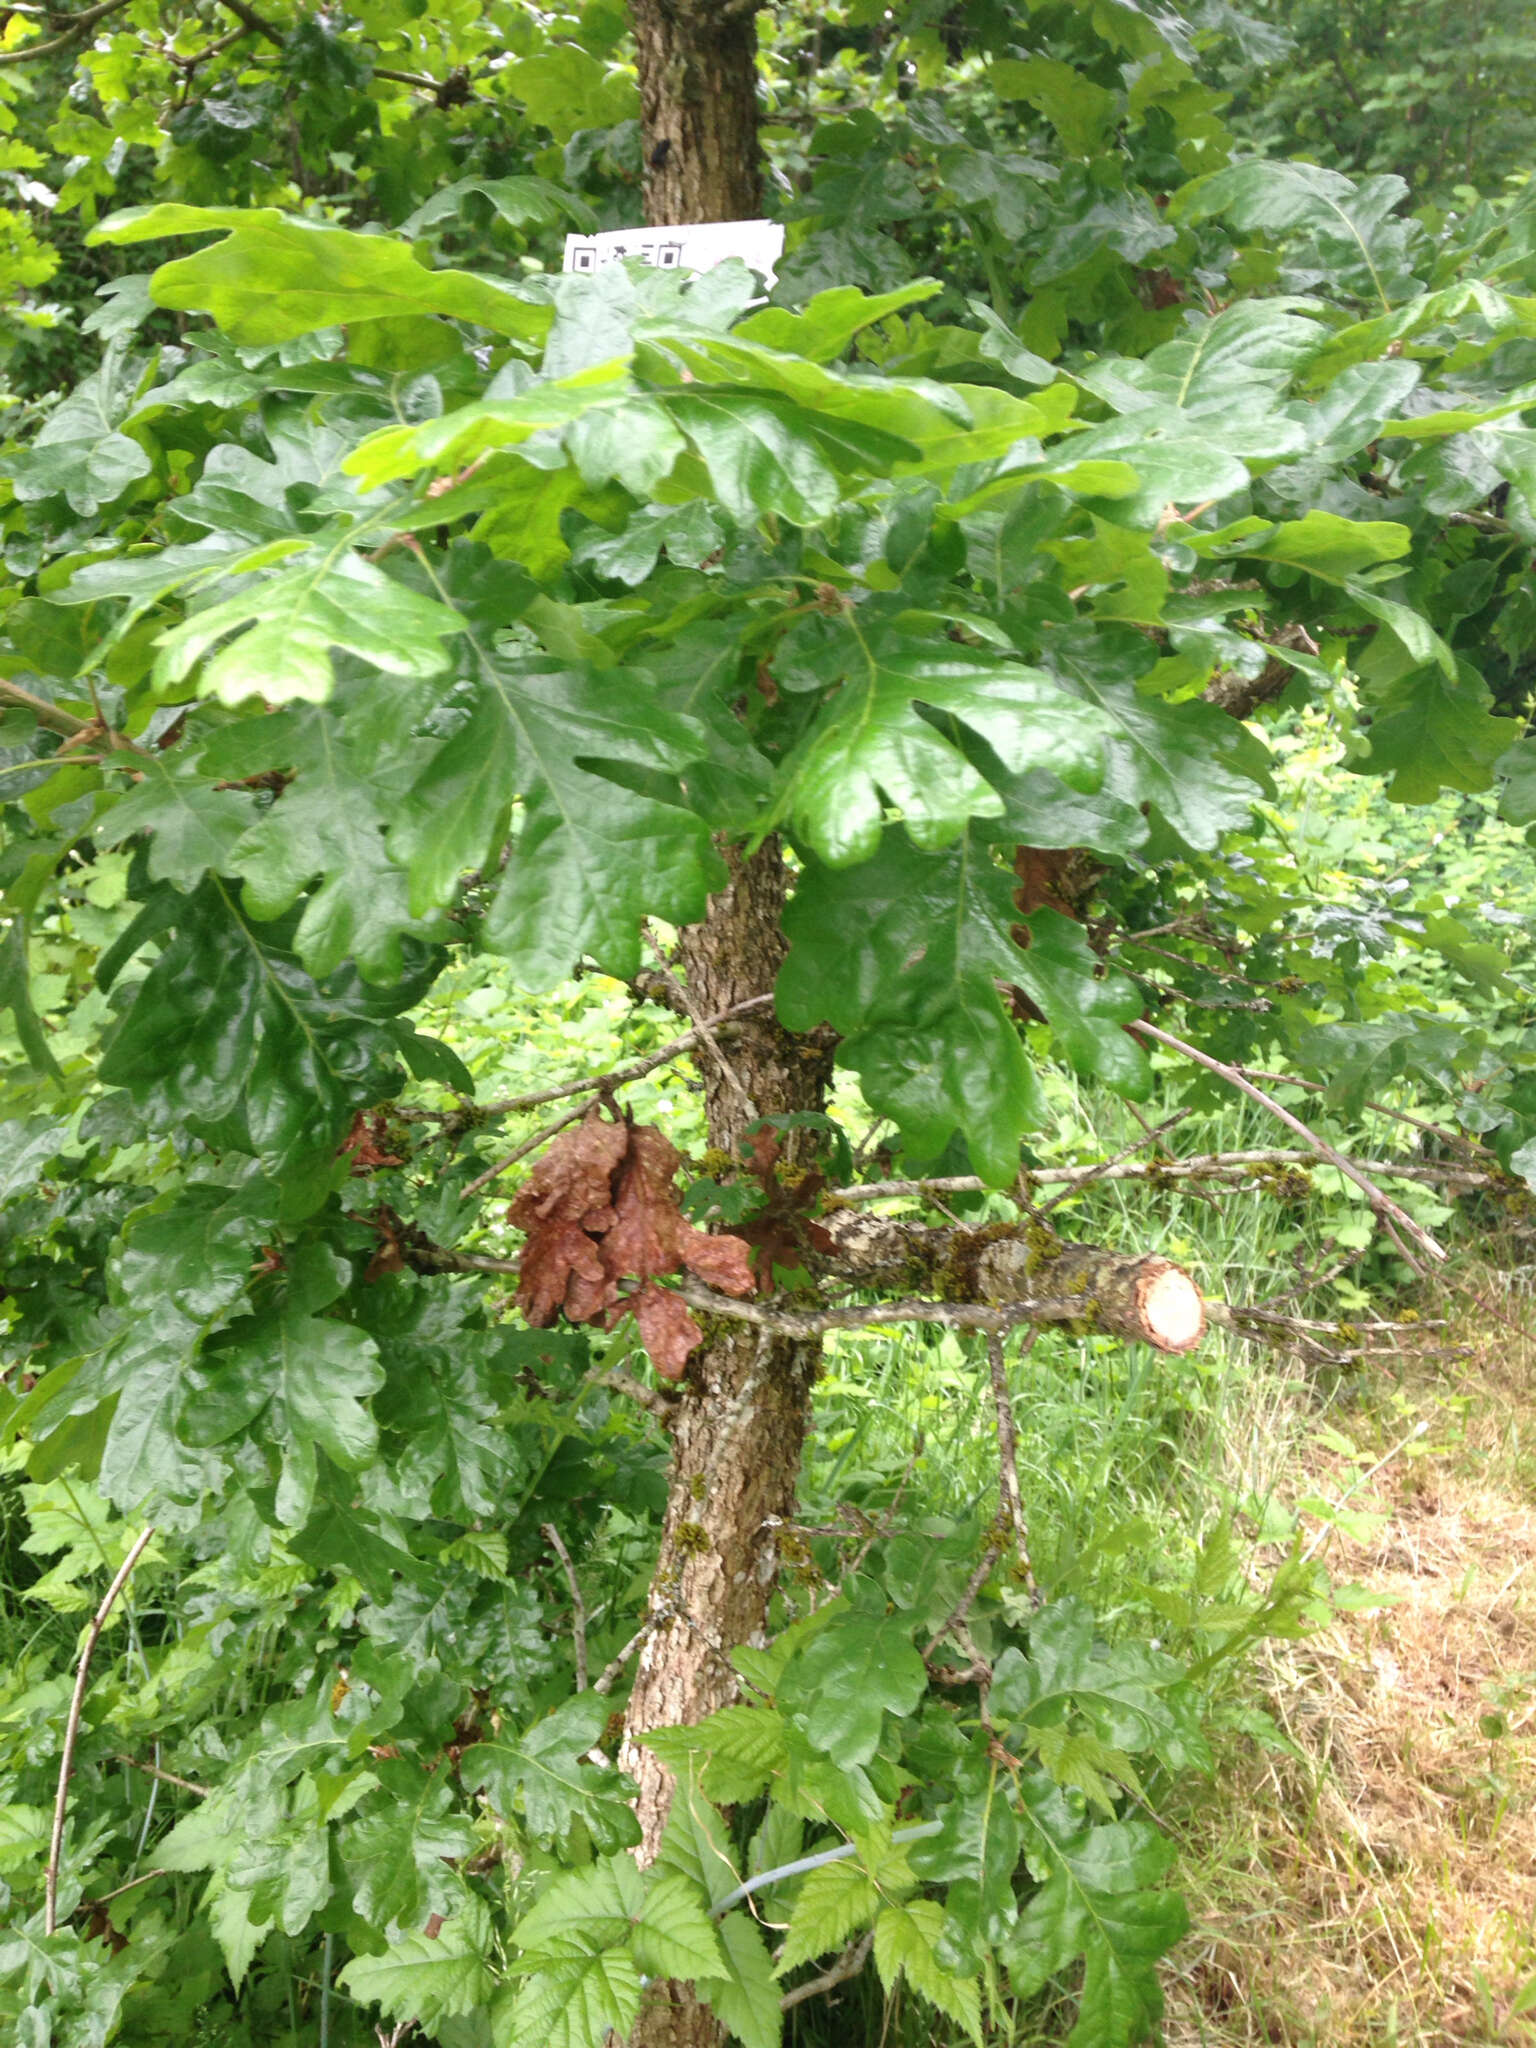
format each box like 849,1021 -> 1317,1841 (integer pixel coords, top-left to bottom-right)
2,2 -> 1536,2045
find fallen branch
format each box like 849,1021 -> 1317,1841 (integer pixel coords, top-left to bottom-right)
1128,1020 -> 1447,1265
47,1528 -> 156,1934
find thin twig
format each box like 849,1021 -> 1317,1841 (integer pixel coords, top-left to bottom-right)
593,1615 -> 663,1696
592,1366 -> 677,1421
924,1544 -> 1003,1661
112,1753 -> 209,1797
780,1931 -> 875,2012
0,0 -> 132,63
830,1150 -> 1496,1205
987,1331 -> 1035,1594
416,998 -> 775,1126
1239,1067 -> 1495,1156
1125,1021 -> 1447,1265
75,1867 -> 170,1913
0,675 -> 92,737
642,925 -> 757,1123
461,1101 -> 591,1199
542,1524 -> 588,1692
47,1527 -> 156,1934
1034,1110 -> 1193,1216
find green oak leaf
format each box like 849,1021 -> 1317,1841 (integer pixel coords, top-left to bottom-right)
153,551 -> 463,706
1039,632 -> 1273,852
772,632 -> 1107,867
95,207 -> 553,348
1353,662 -> 1519,800
95,755 -> 259,887
778,834 -> 1147,1183
343,1764 -> 477,1931
391,654 -> 720,984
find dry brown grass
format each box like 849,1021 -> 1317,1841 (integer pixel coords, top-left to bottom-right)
1164,1301 -> 1536,2047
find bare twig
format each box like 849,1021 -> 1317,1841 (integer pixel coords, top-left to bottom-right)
542,1524 -> 588,1691
780,1931 -> 875,2012
76,1867 -> 171,1913
453,999 -> 775,1196
988,1332 -> 1035,1593
47,1527 -> 156,1934
924,1544 -> 1003,1661
461,1101 -> 591,1199
830,1150 -> 1496,1205
642,925 -> 757,1123
1133,1022 -> 1447,1264
593,1615 -> 664,1696
112,1753 -> 209,1798
215,0 -> 284,47
592,1366 -> 678,1421
1238,1067 -> 1495,1157
450,997 -> 774,1122
1034,1110 -> 1193,1216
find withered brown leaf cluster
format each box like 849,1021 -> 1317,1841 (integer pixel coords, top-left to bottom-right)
510,1109 -> 755,1379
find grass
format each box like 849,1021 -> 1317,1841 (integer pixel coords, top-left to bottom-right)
1160,1276 -> 1536,2048
778,1080 -> 1536,2046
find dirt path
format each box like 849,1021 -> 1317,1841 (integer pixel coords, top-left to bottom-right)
1168,1361 -> 1536,2045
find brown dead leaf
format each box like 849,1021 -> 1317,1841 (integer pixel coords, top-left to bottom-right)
508,1109 -> 628,1230
517,1218 -> 612,1327
510,1109 -> 753,1375
632,1281 -> 703,1382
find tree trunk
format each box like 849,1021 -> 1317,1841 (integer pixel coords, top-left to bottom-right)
630,0 -> 763,224
619,845 -> 829,2048
620,23 -> 791,2045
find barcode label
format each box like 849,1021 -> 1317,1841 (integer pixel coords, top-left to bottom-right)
562,219 -> 785,285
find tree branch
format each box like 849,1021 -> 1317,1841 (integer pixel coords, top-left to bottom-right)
643,924 -> 757,1124
0,676 -> 92,738
780,1931 -> 874,2012
829,1149 -> 1499,1206
988,1331 -> 1035,1592
1127,1020 -> 1448,1265
0,0 -> 133,65
215,0 -> 284,48
47,1528 -> 156,1935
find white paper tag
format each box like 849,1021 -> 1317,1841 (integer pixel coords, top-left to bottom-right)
562,218 -> 785,286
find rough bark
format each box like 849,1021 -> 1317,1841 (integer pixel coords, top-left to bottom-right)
819,1213 -> 1206,1353
620,845 -> 831,2048
630,0 -> 762,225
619,20 -> 800,2043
